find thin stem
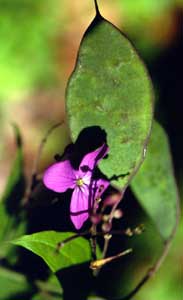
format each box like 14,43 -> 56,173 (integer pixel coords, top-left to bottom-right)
89,146 -> 108,261
91,190 -> 125,276
102,190 -> 125,259
33,122 -> 63,176
90,207 -> 99,260
90,232 -> 97,261
56,231 -> 90,252
89,209 -> 97,261
56,227 -> 141,253
94,0 -> 100,16
101,227 -> 111,259
23,121 -> 64,205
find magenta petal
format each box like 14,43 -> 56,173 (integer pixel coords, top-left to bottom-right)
43,160 -> 76,193
70,185 -> 89,229
80,144 -> 109,175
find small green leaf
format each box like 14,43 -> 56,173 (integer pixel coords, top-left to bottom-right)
13,231 -> 92,272
66,14 -> 153,189
131,121 -> 179,241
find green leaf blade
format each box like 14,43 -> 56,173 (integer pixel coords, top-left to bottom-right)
66,17 -> 153,189
131,121 -> 179,241
0,125 -> 26,258
13,231 -> 92,273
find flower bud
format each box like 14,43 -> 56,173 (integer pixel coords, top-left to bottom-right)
90,214 -> 102,225
103,192 -> 123,207
102,214 -> 110,222
102,222 -> 112,233
113,209 -> 123,219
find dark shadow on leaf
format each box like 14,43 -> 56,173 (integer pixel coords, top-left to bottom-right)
69,125 -> 107,169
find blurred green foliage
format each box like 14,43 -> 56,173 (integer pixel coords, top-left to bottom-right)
117,0 -> 172,21
116,0 -> 182,59
0,0 -> 64,100
136,219 -> 183,300
0,266 -> 31,299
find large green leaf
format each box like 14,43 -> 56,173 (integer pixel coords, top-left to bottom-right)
66,13 -> 153,189
131,121 -> 179,241
13,231 -> 93,272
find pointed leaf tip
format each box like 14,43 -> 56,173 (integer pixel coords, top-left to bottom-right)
94,0 -> 100,16
13,231 -> 92,272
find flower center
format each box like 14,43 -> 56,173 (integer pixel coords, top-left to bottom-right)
76,178 -> 84,187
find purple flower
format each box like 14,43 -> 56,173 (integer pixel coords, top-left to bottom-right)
43,144 -> 109,229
